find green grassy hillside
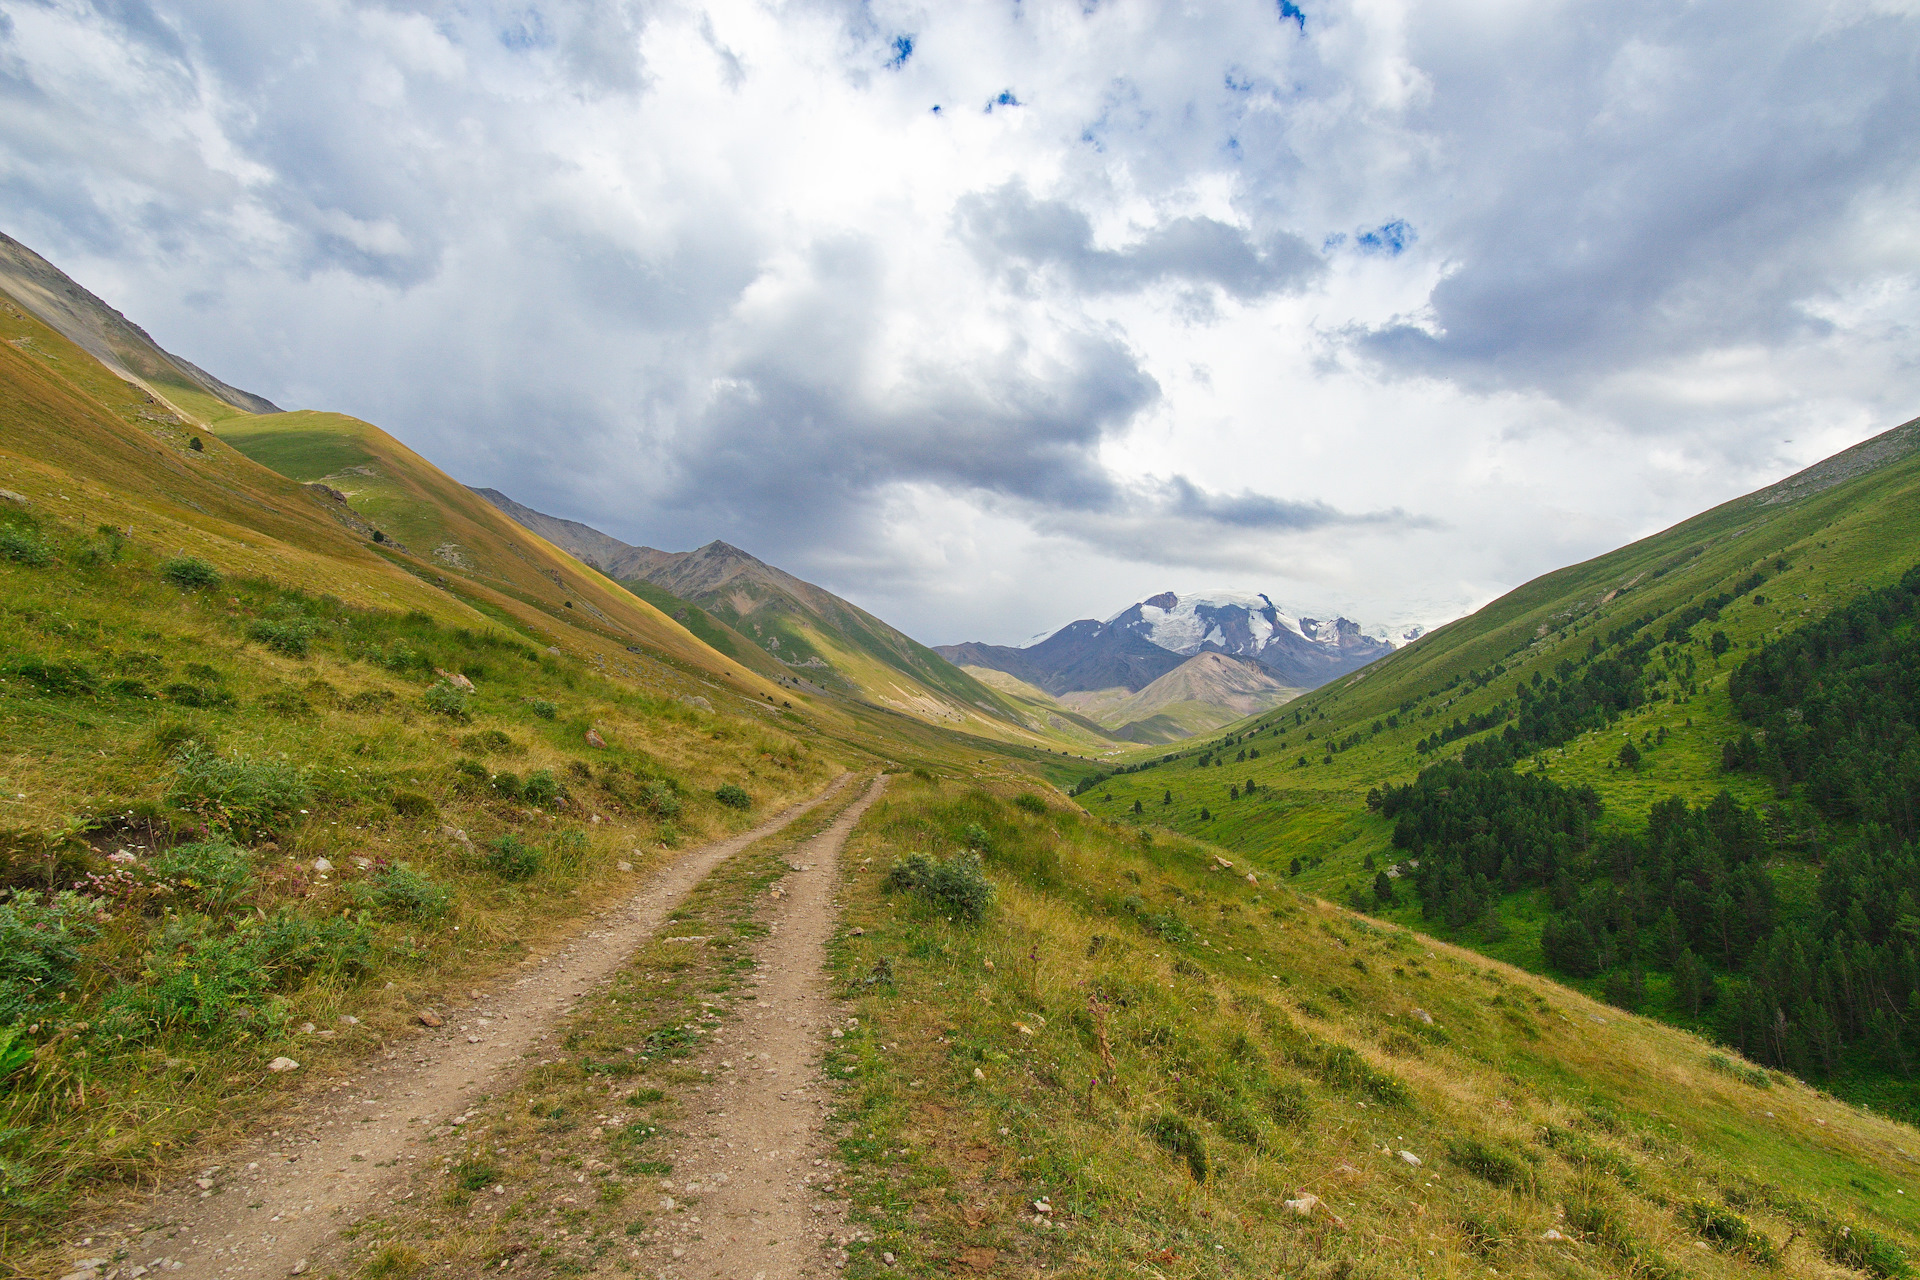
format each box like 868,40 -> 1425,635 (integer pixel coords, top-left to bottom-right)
1076,414 -> 1920,1115
822,775 -> 1920,1279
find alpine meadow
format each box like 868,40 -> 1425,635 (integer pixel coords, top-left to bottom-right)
4,5 -> 1920,1280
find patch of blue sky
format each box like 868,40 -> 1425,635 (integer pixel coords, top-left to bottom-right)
1354,220 -> 1415,255
1224,70 -> 1255,93
886,35 -> 914,69
499,7 -> 550,50
1278,1 -> 1306,30
986,88 -> 1022,112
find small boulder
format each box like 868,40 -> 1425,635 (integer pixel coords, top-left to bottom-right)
616,861 -> 633,872
434,669 -> 475,692
267,1057 -> 300,1073
311,857 -> 333,873
0,489 -> 29,507
1411,1008 -> 1434,1025
418,1010 -> 443,1027
1542,1228 -> 1567,1241
585,728 -> 607,749
680,694 -> 714,713
1399,1150 -> 1422,1166
1283,1193 -> 1319,1216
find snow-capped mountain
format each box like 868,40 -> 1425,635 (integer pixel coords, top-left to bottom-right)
936,591 -> 1418,695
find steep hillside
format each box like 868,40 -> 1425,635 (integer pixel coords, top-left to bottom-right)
1078,412 -> 1920,1114
472,488 -> 1042,737
820,775 -> 1920,1279
0,231 -> 280,418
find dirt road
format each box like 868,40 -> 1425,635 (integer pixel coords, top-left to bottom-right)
60,774 -> 856,1280
628,774 -> 887,1280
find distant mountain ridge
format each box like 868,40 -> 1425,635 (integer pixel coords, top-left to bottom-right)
471,488 -> 1033,731
938,590 -> 1413,696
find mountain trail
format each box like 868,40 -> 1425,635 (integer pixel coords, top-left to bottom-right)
627,774 -> 888,1280
64,774 -> 856,1280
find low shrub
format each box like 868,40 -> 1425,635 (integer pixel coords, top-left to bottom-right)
257,689 -> 312,717
484,834 -> 544,881
0,524 -> 54,566
163,682 -> 236,709
452,1159 -> 504,1192
359,863 -> 450,921
1681,1200 -> 1778,1263
166,743 -> 310,837
147,839 -> 255,911
161,556 -> 221,589
883,851 -> 994,922
714,783 -> 751,810
523,769 -> 565,807
423,679 -> 471,720
389,789 -> 436,817
460,729 -> 516,755
1290,1039 -> 1413,1107
1143,1110 -> 1208,1181
246,619 -> 315,658
1446,1137 -> 1536,1191
251,908 -> 374,985
528,698 -> 558,720
0,890 -> 97,1024
101,917 -> 285,1042
642,781 -> 681,819
0,1023 -> 34,1088
4,657 -> 100,696
1012,793 -> 1047,814
1814,1218 -> 1910,1278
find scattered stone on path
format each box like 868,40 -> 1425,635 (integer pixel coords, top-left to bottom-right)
418,1011 -> 443,1027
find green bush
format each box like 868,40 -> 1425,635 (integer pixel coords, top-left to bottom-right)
147,839 -> 255,911
102,917 -> 284,1041
523,769 -> 565,808
484,834 -> 544,882
491,770 -> 523,801
0,524 -> 54,566
389,789 -> 436,817
4,657 -> 100,696
161,556 -> 221,589
883,851 -> 994,922
0,890 -> 97,1024
163,682 -> 236,709
642,781 -> 681,818
246,619 -> 314,658
460,729 -> 516,755
452,1159 -> 504,1192
528,698 -> 558,720
251,908 -> 374,985
0,1023 -> 34,1089
422,679 -> 471,719
1012,793 -> 1047,814
166,743 -> 310,837
359,863 -> 450,921
1815,1218 -> 1909,1278
1682,1200 -> 1777,1264
1446,1137 -> 1536,1191
714,783 -> 751,810
1144,1110 -> 1208,1180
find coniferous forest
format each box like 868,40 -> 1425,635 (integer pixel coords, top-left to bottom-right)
1380,563 -> 1920,1106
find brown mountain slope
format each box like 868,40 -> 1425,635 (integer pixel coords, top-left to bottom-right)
0,230 -> 280,416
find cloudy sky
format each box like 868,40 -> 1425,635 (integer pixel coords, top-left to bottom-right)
3,0 -> 1918,645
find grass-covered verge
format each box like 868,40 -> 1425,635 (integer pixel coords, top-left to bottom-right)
336,778 -> 873,1278
0,506 -> 840,1255
821,774 -> 1920,1279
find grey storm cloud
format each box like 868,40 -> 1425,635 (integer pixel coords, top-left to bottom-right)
1346,0 -> 1920,397
0,0 -> 1916,644
957,180 -> 1322,300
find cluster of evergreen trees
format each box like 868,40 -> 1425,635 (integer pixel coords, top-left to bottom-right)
1381,563 -> 1920,1093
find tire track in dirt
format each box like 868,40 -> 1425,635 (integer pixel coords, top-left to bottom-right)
65,774 -> 856,1280
632,774 -> 888,1280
